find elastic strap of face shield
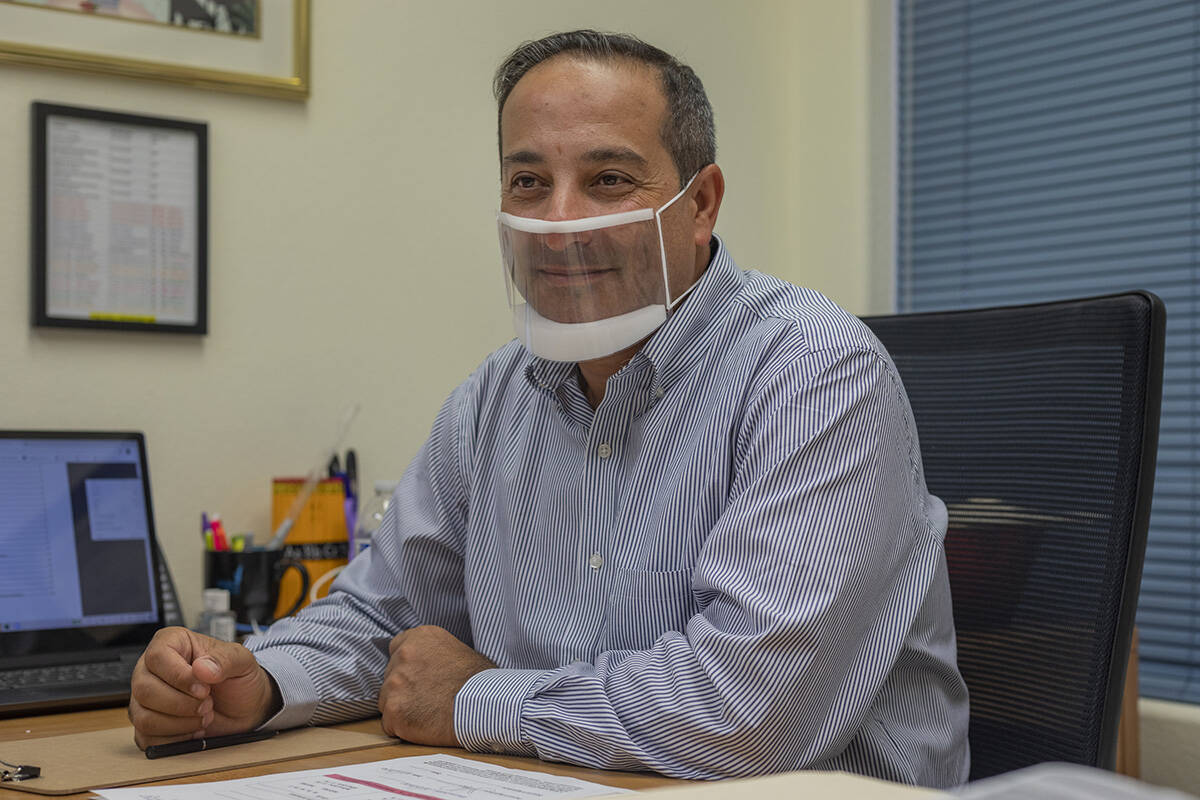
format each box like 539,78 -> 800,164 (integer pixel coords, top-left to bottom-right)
656,171 -> 701,310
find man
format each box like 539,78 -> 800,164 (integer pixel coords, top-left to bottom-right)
128,30 -> 969,786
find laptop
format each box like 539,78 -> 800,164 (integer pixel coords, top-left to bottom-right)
0,431 -> 165,717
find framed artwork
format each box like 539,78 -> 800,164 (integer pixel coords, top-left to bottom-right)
0,0 -> 309,100
32,102 -> 209,335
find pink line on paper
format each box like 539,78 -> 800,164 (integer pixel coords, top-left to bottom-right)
324,773 -> 450,800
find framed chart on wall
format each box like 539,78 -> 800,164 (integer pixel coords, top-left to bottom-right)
32,102 -> 209,335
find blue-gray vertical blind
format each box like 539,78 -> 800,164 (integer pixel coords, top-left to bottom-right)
898,0 -> 1200,703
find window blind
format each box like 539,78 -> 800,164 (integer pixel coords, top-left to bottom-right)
897,0 -> 1200,704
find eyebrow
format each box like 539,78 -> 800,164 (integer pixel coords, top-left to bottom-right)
501,147 -> 649,168
502,150 -> 543,166
582,147 -> 648,166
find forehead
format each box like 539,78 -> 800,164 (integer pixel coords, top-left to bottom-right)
499,56 -> 669,165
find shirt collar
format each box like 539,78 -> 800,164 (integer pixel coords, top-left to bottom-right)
523,235 -> 744,396
640,235 -> 743,394
524,356 -> 577,394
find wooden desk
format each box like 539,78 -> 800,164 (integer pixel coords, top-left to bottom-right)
0,707 -> 681,798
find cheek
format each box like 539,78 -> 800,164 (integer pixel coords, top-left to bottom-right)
661,217 -> 701,290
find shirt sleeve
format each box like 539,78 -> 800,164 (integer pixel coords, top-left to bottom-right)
245,382 -> 473,728
454,346 -> 949,779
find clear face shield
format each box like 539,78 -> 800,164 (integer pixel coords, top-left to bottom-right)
498,174 -> 697,363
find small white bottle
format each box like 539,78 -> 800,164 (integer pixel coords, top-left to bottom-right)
199,587 -> 237,642
353,480 -> 398,557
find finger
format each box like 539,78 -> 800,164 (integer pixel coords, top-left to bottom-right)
379,708 -> 395,739
191,640 -> 259,686
128,695 -> 208,742
133,664 -> 213,719
377,664 -> 420,736
378,697 -> 408,741
201,713 -> 257,739
130,707 -> 207,739
141,628 -> 209,698
390,627 -> 433,661
378,675 -> 402,738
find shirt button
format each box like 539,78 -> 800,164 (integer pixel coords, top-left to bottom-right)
597,443 -> 612,459
588,552 -> 604,570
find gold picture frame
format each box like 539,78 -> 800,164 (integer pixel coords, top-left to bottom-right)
0,0 -> 309,101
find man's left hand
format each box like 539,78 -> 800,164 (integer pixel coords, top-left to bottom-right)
377,625 -> 496,746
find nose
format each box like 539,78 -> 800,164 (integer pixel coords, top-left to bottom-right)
542,187 -> 594,251
543,184 -> 589,222
544,230 -> 595,252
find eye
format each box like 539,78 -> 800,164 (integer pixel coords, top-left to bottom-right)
508,173 -> 546,195
595,172 -> 631,189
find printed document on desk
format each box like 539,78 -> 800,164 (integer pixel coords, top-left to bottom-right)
92,753 -> 630,799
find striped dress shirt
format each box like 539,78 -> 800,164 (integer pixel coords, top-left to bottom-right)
247,237 -> 970,787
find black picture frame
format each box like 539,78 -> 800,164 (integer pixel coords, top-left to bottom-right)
31,102 -> 208,335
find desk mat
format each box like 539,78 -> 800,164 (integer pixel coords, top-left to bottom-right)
0,726 -> 394,795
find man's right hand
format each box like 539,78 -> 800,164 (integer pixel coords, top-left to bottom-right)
128,627 -> 280,750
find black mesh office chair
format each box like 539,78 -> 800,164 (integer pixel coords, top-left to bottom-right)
860,291 -> 1164,781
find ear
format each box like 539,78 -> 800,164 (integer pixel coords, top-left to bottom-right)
690,164 -> 725,247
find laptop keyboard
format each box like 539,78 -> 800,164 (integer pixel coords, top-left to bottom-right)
0,660 -> 133,690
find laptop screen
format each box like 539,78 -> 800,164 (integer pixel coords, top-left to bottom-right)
0,431 -> 162,660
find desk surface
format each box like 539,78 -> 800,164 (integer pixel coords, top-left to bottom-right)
0,707 -> 681,798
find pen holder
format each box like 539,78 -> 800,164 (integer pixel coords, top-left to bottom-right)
204,550 -> 310,627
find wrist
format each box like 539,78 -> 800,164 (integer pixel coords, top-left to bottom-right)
255,668 -> 283,728
242,647 -> 320,730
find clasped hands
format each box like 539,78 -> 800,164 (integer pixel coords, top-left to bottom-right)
127,624 -> 494,750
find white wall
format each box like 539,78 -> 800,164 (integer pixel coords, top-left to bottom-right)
0,0 -> 881,623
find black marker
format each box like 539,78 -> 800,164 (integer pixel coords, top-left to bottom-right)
144,729 -> 278,759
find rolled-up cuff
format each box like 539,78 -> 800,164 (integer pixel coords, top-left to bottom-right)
250,648 -> 319,731
454,667 -> 546,756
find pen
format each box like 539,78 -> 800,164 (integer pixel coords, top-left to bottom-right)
267,404 -> 361,551
345,449 -> 358,499
144,729 -> 278,759
211,515 -> 230,552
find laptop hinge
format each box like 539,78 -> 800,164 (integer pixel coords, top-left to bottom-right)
0,648 -> 135,671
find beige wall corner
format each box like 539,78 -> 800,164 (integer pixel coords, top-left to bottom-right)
757,0 -> 880,315
866,0 -> 896,315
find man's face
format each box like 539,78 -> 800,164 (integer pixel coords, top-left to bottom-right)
499,56 -> 695,324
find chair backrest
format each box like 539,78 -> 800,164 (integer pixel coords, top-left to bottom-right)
860,292 -> 1164,781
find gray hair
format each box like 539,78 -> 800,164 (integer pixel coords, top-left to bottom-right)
493,30 -> 716,186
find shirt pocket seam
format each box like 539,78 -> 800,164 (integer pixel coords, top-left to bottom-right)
601,567 -> 695,652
